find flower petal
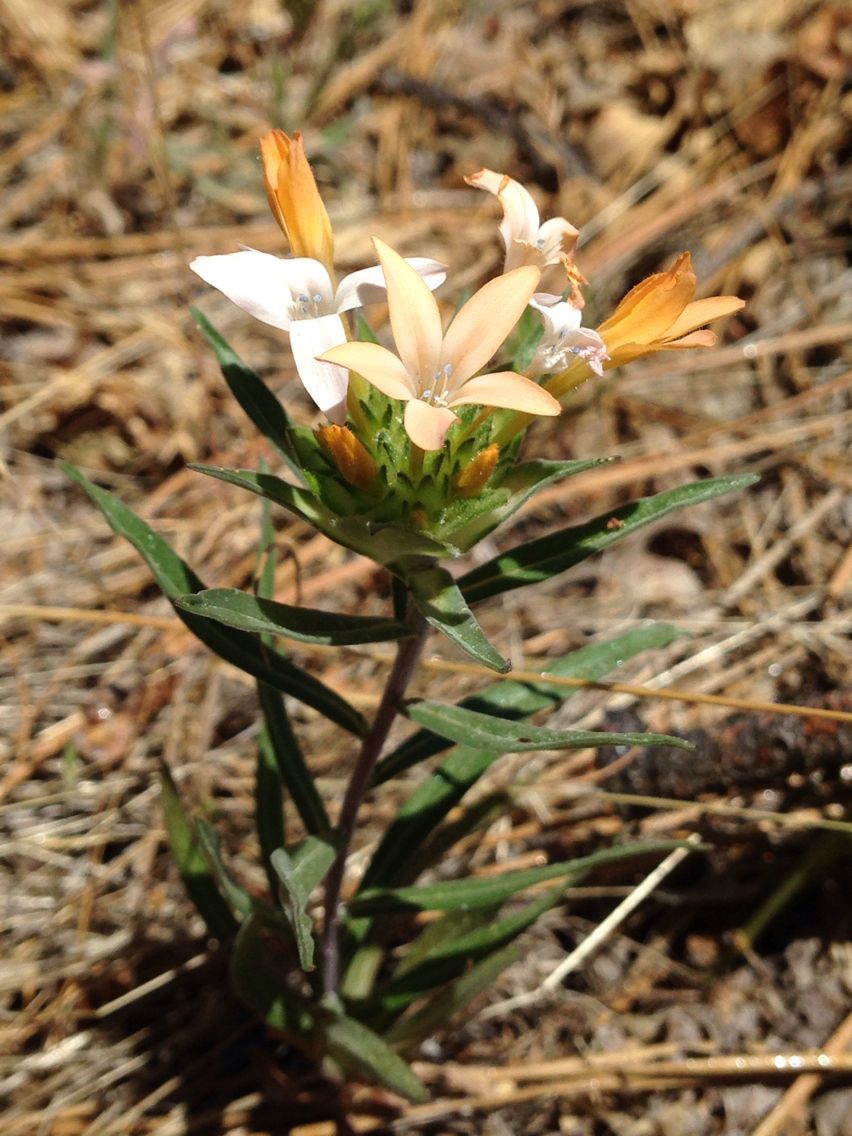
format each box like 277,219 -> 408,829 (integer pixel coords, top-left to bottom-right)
289,315 -> 350,421
373,239 -> 443,383
442,265 -> 541,384
260,130 -> 334,270
449,371 -> 561,415
537,215 -> 579,261
466,168 -> 540,250
664,296 -> 745,341
597,252 -> 696,351
530,294 -> 582,339
190,249 -> 302,331
403,399 -> 459,451
320,341 -> 416,401
333,258 -> 447,313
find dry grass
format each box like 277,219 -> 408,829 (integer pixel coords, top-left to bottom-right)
1,0 -> 851,1132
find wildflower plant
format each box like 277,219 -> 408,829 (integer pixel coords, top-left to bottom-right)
65,131 -> 753,1102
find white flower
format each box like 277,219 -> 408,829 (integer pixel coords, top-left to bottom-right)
190,249 -> 446,423
529,294 -> 609,377
466,168 -> 580,295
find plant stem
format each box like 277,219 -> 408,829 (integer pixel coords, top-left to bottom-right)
320,606 -> 429,996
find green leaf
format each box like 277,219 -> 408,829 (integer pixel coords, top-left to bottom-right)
178,588 -> 411,646
320,1007 -> 429,1104
190,464 -> 333,529
353,841 -> 687,914
460,474 -> 760,604
406,700 -> 692,755
405,564 -> 509,673
394,907 -> 501,979
62,463 -> 366,737
230,912 -> 312,1032
192,464 -> 452,564
270,837 -> 337,972
159,765 -> 238,941
380,886 -> 564,1008
258,684 -> 331,836
191,307 -> 301,476
256,728 -> 285,897
374,622 -> 684,784
194,817 -> 254,918
386,942 -> 522,1051
436,457 -> 610,551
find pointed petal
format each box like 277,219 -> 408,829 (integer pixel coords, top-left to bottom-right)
332,258 -> 447,313
320,341 -> 416,401
597,253 -> 696,351
404,399 -> 459,451
442,265 -> 541,384
466,168 -> 540,249
373,238 -> 443,382
190,249 -> 299,331
537,215 -> 579,261
664,296 -> 745,340
289,315 -> 350,421
530,294 -> 582,338
261,130 -> 334,270
660,329 -> 718,349
449,371 -> 561,415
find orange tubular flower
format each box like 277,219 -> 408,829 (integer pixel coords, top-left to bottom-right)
596,253 -> 745,367
260,130 -> 334,272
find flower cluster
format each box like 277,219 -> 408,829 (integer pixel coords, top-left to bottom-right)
191,131 -> 743,513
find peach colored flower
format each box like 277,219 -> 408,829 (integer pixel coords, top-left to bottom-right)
320,239 -> 560,451
596,253 -> 745,367
260,130 -> 335,273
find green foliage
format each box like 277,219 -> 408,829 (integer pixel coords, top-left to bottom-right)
404,563 -> 509,672
271,837 -> 337,971
460,474 -> 760,604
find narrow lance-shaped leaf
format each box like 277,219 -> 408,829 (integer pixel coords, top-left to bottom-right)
254,497 -> 286,894
352,840 -> 690,915
62,463 -> 366,737
361,625 -> 684,891
194,818 -> 254,918
258,683 -> 331,836
270,837 -> 337,972
386,942 -> 523,1051
319,1007 -> 429,1104
191,307 -> 301,476
374,622 -> 684,784
436,456 -> 611,551
159,764 -> 238,941
379,886 -> 564,1011
406,700 -> 692,755
405,563 -> 509,673
230,912 -> 312,1032
178,588 -> 411,646
460,474 -> 760,604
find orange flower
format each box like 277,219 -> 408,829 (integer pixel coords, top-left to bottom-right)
596,253 -> 744,367
260,130 -> 334,272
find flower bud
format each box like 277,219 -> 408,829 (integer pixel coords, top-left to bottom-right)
454,444 -> 499,498
317,425 -> 377,490
260,130 -> 334,272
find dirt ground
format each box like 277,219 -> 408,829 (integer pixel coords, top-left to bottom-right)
1,1 -> 851,1133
